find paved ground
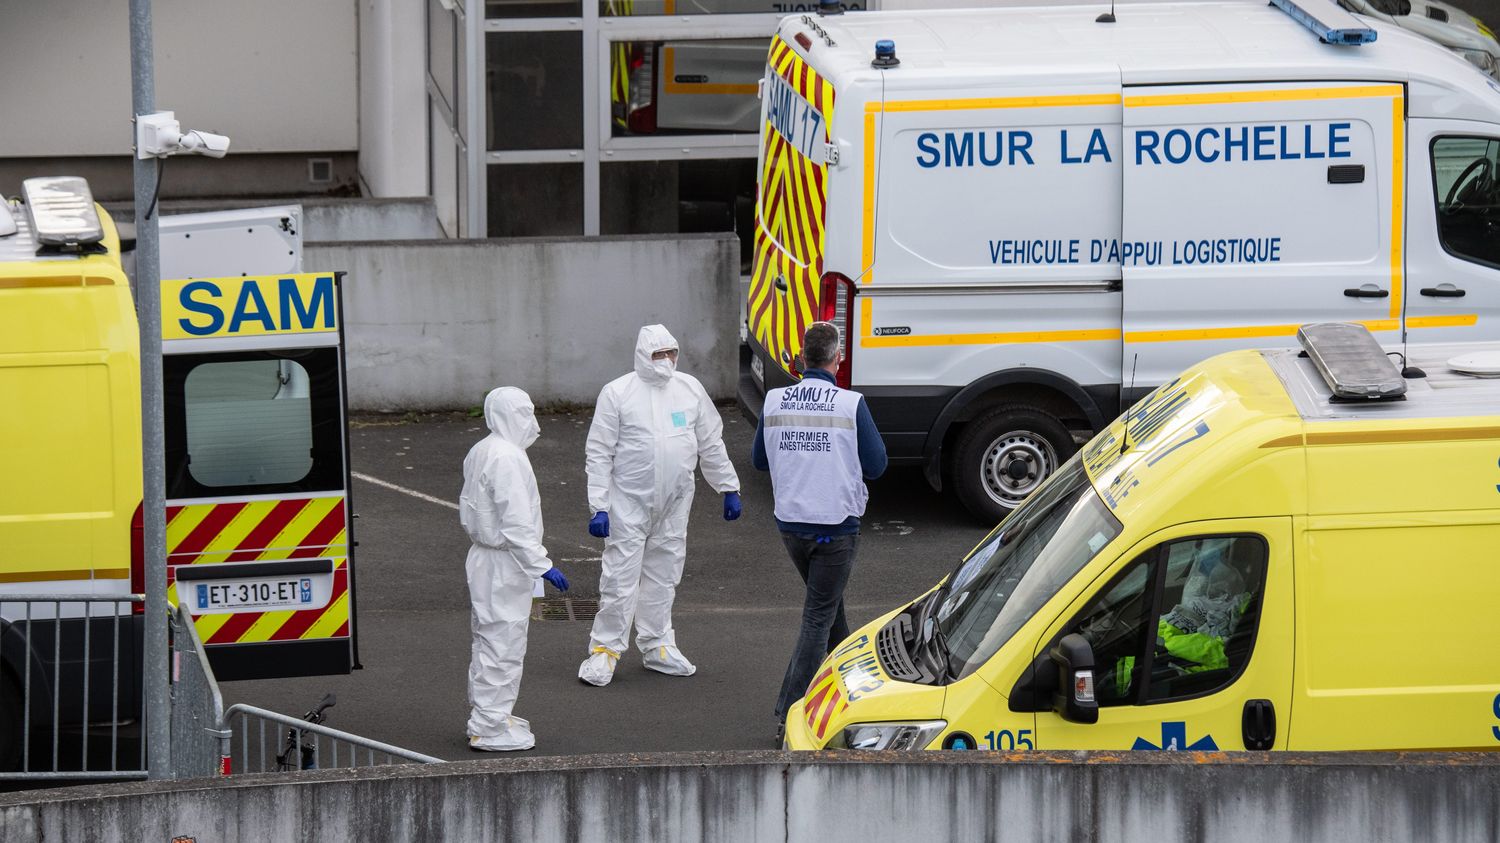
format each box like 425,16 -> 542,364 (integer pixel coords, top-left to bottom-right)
223,402 -> 992,760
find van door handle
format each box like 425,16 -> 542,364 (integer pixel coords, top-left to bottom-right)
1419,285 -> 1467,298
774,275 -> 789,293
1343,286 -> 1389,299
1242,699 -> 1276,750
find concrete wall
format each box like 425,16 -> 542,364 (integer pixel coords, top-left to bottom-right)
104,198 -> 442,242
307,234 -> 742,409
3,751 -> 1499,842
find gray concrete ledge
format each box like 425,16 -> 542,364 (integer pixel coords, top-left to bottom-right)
3,750 -> 1498,842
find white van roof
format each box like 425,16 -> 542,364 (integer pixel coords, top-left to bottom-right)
788,0 -> 1500,119
1268,342 -> 1500,420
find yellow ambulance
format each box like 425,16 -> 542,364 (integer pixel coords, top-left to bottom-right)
787,323 -> 1500,752
0,175 -> 359,720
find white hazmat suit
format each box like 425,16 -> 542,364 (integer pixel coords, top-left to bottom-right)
461,387 -> 551,751
579,325 -> 740,686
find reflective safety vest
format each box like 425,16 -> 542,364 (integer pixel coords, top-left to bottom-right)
762,380 -> 868,525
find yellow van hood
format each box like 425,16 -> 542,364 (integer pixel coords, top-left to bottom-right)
785,611 -> 947,749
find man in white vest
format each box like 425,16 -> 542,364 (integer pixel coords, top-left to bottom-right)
752,321 -> 887,745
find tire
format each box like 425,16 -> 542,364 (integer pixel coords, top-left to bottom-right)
0,672 -> 21,772
950,405 -> 1077,524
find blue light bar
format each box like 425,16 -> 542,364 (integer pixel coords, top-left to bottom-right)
1270,0 -> 1378,45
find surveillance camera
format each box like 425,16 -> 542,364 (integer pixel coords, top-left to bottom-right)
178,130 -> 231,159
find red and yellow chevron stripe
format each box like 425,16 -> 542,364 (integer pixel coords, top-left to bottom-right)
749,38 -> 836,377
802,665 -> 849,741
165,495 -> 351,646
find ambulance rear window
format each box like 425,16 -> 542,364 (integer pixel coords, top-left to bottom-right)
184,360 -> 314,487
164,348 -> 345,498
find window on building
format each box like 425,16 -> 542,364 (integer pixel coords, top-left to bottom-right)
486,31 -> 584,150
610,38 -> 768,136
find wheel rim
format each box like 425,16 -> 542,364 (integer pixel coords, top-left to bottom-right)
979,430 -> 1058,509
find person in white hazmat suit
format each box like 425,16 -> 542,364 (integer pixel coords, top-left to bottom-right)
461,387 -> 570,751
579,325 -> 742,686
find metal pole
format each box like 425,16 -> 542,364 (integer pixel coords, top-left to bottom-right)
129,0 -> 171,780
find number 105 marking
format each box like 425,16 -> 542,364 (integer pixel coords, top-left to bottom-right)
983,729 -> 1035,750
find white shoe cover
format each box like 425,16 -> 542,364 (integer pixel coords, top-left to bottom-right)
579,650 -> 619,686
642,644 -> 696,677
469,716 -> 535,752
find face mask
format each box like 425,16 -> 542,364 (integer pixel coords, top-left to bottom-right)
518,410 -> 541,449
651,357 -> 676,379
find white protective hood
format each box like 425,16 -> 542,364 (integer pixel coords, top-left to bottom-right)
634,324 -> 679,388
484,386 -> 541,449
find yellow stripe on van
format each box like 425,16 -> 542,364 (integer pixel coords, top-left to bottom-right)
1267,427 -> 1500,447
662,48 -> 759,96
1123,84 -> 1404,108
1408,314 -> 1478,329
863,327 -> 1122,348
193,499 -> 279,564
240,608 -> 298,644
1389,96 -> 1405,321
193,611 -> 233,642
862,109 -> 878,283
304,591 -> 350,640
1125,319 -> 1399,343
0,568 -> 128,584
880,93 -> 1122,113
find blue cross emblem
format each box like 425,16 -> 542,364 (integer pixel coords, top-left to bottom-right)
1132,721 -> 1218,751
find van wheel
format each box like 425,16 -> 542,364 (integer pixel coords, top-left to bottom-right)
951,406 -> 1076,523
0,673 -> 21,771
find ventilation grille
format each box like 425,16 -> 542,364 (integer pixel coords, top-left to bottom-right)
875,615 -> 921,682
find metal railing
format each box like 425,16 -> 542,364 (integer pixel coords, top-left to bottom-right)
219,704 -> 443,774
0,594 -> 147,781
169,604 -> 227,779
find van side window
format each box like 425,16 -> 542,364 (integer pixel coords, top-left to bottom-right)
1071,559 -> 1154,706
1066,535 -> 1267,707
164,348 -> 345,498
1433,136 -> 1500,268
1147,537 -> 1266,702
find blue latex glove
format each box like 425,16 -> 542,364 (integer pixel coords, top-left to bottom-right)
588,511 -> 610,538
815,535 -> 833,544
542,567 -> 569,592
723,491 -> 742,521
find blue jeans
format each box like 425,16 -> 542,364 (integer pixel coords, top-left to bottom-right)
773,532 -> 859,721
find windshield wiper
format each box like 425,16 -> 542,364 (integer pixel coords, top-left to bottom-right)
928,621 -> 956,682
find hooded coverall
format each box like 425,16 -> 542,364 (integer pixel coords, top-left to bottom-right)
580,325 -> 739,684
461,387 -> 551,750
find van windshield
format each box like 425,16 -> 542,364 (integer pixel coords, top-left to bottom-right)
934,457 -> 1123,681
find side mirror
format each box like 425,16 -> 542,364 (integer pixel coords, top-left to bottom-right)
1049,633 -> 1099,724
1396,0 -> 1412,14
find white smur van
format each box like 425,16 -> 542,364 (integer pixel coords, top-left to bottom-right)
740,0 -> 1500,522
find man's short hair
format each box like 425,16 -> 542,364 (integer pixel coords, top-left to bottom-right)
802,322 -> 841,369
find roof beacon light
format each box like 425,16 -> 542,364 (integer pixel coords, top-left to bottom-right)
21,177 -> 104,255
817,0 -> 843,16
1270,0 -> 1377,45
873,39 -> 900,69
1297,322 -> 1406,401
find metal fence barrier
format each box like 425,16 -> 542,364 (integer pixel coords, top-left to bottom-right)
0,594 -> 147,782
0,594 -> 439,784
169,605 -> 227,779
219,704 -> 442,774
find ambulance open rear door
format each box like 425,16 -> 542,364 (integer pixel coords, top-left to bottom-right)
158,272 -> 359,681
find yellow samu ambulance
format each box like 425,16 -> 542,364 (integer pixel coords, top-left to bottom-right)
788,323 -> 1500,752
